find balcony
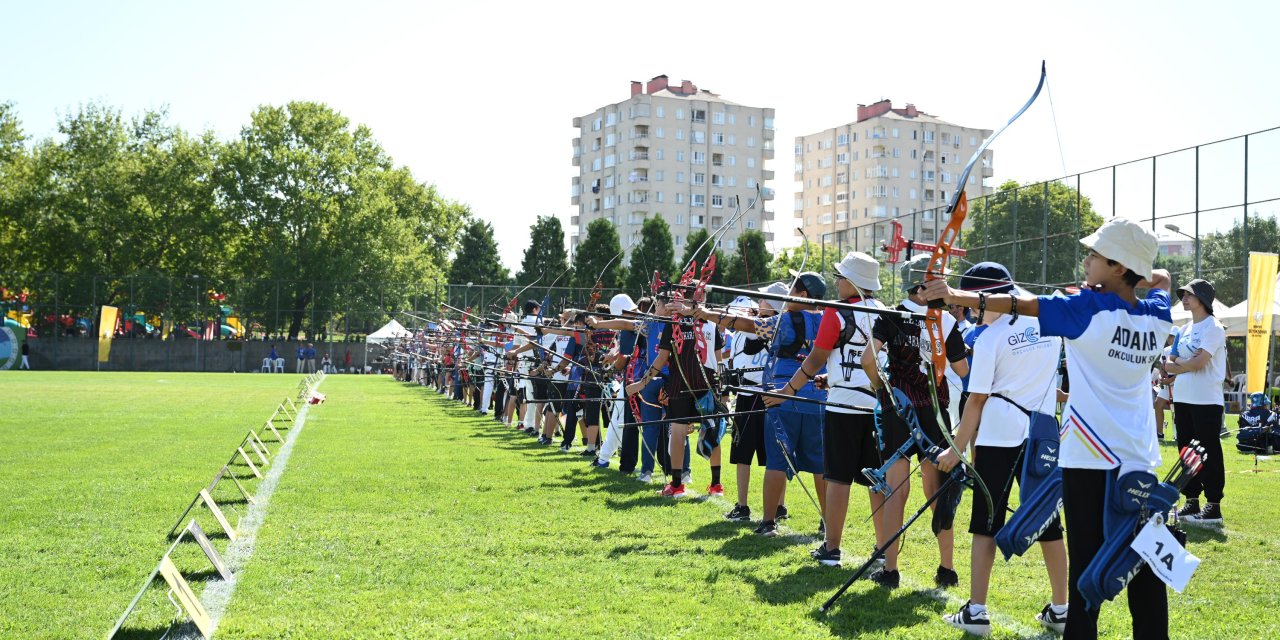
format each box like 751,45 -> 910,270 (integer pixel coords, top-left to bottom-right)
763,231 -> 775,242
763,209 -> 775,221
763,169 -> 775,180
572,117 -> 582,128
571,215 -> 580,226
629,150 -> 649,161
761,187 -> 775,200
982,165 -> 994,178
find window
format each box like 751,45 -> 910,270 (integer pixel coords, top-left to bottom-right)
891,186 -> 899,197
676,150 -> 684,162
794,197 -> 804,211
909,188 -> 917,199
836,210 -> 847,222
692,194 -> 705,207
910,169 -> 917,179
727,134 -> 736,145
676,171 -> 685,183
819,156 -> 833,168
655,170 -> 665,181
837,133 -> 849,145
820,213 -> 832,223
655,127 -> 664,138
592,158 -> 602,171
712,111 -> 725,124
795,143 -> 803,155
820,175 -> 833,187
747,136 -> 756,147
605,174 -> 615,188
712,132 -> 725,145
693,172 -> 705,185
836,172 -> 848,184
746,219 -> 756,229
970,136 -> 977,146
892,167 -> 899,178
605,154 -> 616,168
727,176 -> 736,186
655,149 -> 664,160
892,147 -> 900,158
676,129 -> 685,140
837,152 -> 850,165
941,133 -> 951,145
693,130 -> 705,143
711,194 -> 724,208
836,191 -> 848,202
676,213 -> 684,224
656,191 -> 664,203
728,155 -> 737,166
656,106 -> 665,118
873,205 -> 887,217
711,174 -> 723,187
910,149 -> 917,159
746,157 -> 755,168
794,162 -> 803,173
924,130 -> 935,143
821,194 -> 832,205
941,172 -> 951,184
593,117 -> 602,131
911,130 -> 918,140
676,193 -> 685,204
924,170 -> 935,182
730,114 -> 736,125
606,133 -> 616,147
692,109 -> 706,123
592,137 -> 601,151
746,178 -> 756,188
892,127 -> 900,138
675,108 -> 684,120
675,235 -> 682,246
713,153 -> 724,166
604,195 -> 615,209
692,151 -> 706,165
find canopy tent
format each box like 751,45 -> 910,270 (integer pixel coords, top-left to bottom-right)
1170,298 -> 1232,327
365,319 -> 413,373
1217,299 -> 1280,338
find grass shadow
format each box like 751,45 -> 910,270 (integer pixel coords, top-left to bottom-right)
1183,525 -> 1228,543
810,583 -> 949,637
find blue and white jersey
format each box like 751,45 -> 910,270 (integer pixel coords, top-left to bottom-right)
728,329 -> 768,394
967,315 -> 1061,447
1038,288 -> 1172,472
756,310 -> 827,414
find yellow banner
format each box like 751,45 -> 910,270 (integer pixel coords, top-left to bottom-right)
97,305 -> 119,363
1246,252 -> 1278,393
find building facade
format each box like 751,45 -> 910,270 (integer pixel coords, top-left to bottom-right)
571,75 -> 776,260
794,100 -> 994,255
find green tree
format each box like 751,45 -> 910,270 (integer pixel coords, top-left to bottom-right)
218,101 -> 463,338
721,230 -> 772,286
1199,214 -> 1280,307
571,217 -> 627,294
769,241 -> 822,281
449,218 -> 508,291
516,215 -> 571,287
625,216 -> 676,295
966,180 -> 1103,289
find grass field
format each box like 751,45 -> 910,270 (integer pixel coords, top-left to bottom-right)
2,373 -> 1278,638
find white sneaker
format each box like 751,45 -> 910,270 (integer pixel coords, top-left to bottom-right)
943,601 -> 991,637
1036,603 -> 1067,634
682,471 -> 692,485
637,472 -> 653,483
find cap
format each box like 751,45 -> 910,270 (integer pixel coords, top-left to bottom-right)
609,293 -> 638,317
1177,279 -> 1217,315
960,262 -> 1016,296
1080,217 -> 1157,281
833,251 -> 882,292
899,253 -> 945,292
728,295 -> 759,311
788,270 -> 828,300
757,281 -> 790,312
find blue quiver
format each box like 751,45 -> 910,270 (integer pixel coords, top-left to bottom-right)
1078,469 -> 1181,611
697,393 -> 728,460
995,412 -> 1063,560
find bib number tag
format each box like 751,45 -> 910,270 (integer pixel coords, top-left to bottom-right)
1130,516 -> 1200,593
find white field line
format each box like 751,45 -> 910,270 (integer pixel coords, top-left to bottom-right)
174,380 -> 322,639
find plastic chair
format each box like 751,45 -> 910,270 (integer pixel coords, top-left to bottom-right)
261,357 -> 272,373
273,358 -> 285,373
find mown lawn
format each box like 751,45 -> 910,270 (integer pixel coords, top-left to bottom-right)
213,376 -> 1280,639
0,371 -> 307,639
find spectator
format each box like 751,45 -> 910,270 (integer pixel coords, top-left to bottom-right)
1166,279 -> 1227,526
322,352 -> 333,373
306,342 -> 317,374
345,349 -> 352,373
296,345 -> 306,374
269,344 -> 279,361
20,340 -> 31,370
1236,392 -> 1277,454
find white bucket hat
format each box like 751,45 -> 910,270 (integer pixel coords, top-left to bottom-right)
757,281 -> 790,312
833,251 -> 882,292
1080,217 -> 1157,281
728,295 -> 759,311
609,293 -> 638,317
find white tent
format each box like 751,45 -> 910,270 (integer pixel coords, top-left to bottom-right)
366,319 -> 412,344
1170,298 -> 1231,327
1218,299 -> 1280,338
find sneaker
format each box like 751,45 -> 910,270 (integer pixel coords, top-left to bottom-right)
868,568 -> 900,589
1185,502 -> 1223,526
559,444 -> 572,453
590,459 -> 610,468
935,565 -> 960,588
776,504 -> 790,520
868,554 -> 886,573
813,545 -> 842,567
754,520 -> 778,537
659,483 -> 687,499
537,436 -> 552,446
523,426 -> 537,436
707,483 -> 725,497
1036,603 -> 1068,634
724,504 -> 752,521
1176,499 -> 1200,519
515,421 -> 524,430
818,520 -> 826,536
682,471 -> 692,485
579,448 -> 597,456
637,472 -> 653,484
943,601 -> 991,637
809,542 -> 827,558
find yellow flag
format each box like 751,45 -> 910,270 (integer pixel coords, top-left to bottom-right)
1246,252 -> 1278,393
98,305 -> 119,363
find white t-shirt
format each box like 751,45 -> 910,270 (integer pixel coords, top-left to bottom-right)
822,298 -> 886,415
1038,288 -> 1172,472
1171,315 -> 1227,406
967,315 -> 1062,447
728,330 -> 767,393
549,334 -> 571,381
700,322 -> 722,370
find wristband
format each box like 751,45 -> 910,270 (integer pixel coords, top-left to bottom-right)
1009,294 -> 1019,325
977,292 -> 987,324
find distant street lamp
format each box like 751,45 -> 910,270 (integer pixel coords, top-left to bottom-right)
465,282 -> 474,315
1164,224 -> 1200,279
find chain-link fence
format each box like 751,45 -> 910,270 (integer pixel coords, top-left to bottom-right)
811,126 -> 1280,304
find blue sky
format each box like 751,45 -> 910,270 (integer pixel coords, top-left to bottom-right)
5,0 -> 1278,270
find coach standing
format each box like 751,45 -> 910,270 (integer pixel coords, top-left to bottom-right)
1166,279 -> 1227,526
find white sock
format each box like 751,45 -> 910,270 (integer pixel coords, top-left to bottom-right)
1050,603 -> 1068,615
968,603 -> 987,614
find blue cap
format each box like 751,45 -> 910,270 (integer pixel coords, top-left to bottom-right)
1250,392 -> 1270,407
960,262 -> 1015,295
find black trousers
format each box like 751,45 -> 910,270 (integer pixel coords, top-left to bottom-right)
1062,468 -> 1168,640
619,402 -> 639,473
1173,402 -> 1225,503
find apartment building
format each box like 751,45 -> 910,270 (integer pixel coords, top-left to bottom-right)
571,75 -> 776,260
794,99 -> 994,254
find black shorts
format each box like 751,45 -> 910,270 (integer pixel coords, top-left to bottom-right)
729,393 -> 767,466
823,411 -> 883,486
532,378 -> 550,402
970,444 -> 1063,540
546,381 -> 571,413
879,399 -> 950,461
665,390 -> 707,424
579,385 -> 602,426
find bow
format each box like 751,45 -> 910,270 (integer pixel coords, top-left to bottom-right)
923,60 -> 1047,528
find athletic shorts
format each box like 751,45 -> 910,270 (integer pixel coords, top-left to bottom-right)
547,381 -> 569,413
823,411 -> 883,486
729,394 -> 767,466
665,390 -> 707,424
879,398 -> 950,461
764,408 -> 824,477
578,385 -> 602,426
531,378 -> 549,403
970,444 -> 1063,540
